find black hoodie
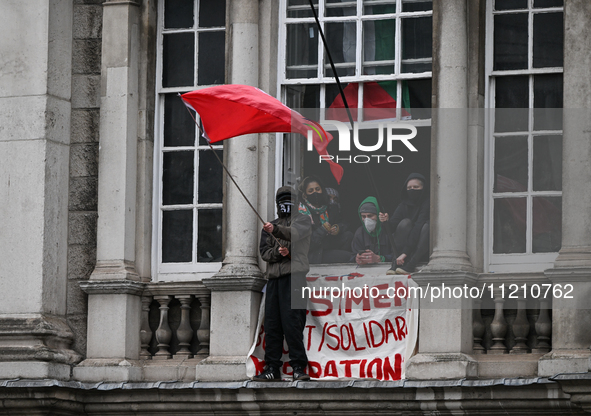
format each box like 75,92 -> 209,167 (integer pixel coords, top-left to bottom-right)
387,173 -> 430,256
259,186 -> 312,278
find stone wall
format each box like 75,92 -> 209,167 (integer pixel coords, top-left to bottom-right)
67,0 -> 103,358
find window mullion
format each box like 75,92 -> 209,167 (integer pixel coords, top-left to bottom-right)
318,0 -> 324,81
356,1 -> 362,79
528,4 -> 533,70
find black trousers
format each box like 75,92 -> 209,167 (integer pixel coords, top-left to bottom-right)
264,272 -> 308,370
391,219 -> 430,269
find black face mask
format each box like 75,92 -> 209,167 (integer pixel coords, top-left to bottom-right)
277,202 -> 293,218
307,192 -> 327,207
407,189 -> 423,203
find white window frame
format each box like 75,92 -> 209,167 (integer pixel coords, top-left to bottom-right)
483,0 -> 563,273
152,0 -> 225,282
278,0 -> 433,120
276,0 -> 433,186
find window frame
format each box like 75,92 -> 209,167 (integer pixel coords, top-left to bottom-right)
152,0 -> 225,282
483,0 -> 563,273
278,0 -> 433,117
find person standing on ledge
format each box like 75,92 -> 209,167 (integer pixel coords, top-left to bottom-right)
254,186 -> 312,381
379,173 -> 430,275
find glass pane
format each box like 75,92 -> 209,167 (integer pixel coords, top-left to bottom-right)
362,81 -> 400,120
494,13 -> 528,71
493,198 -> 526,253
325,22 -> 357,77
494,76 -> 529,132
326,0 -> 356,17
533,135 -> 562,191
199,0 -> 225,28
534,0 -> 563,8
286,23 -> 318,79
287,0 -> 318,18
363,19 -> 395,75
197,209 -> 223,262
163,33 -> 195,88
495,0 -> 527,10
162,210 -> 193,262
402,0 -> 432,12
532,196 -> 562,253
326,83 -> 359,122
164,94 -> 195,147
286,84 -> 321,108
533,12 -> 563,68
494,136 -> 528,192
364,0 -> 395,15
198,31 -> 225,85
198,149 -> 223,203
163,151 -> 194,205
401,16 -> 432,73
165,0 -> 194,29
534,74 -> 563,131
406,79 -> 431,119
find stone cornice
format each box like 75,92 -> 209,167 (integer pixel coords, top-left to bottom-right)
411,270 -> 478,287
202,277 -> 267,292
143,281 -> 210,297
544,267 -> 591,282
103,0 -> 141,6
79,280 -> 146,296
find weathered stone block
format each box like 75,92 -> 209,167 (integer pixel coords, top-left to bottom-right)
67,314 -> 88,358
68,212 -> 98,245
73,4 -> 102,39
71,109 -> 100,143
67,279 -> 88,315
69,176 -> 98,211
70,143 -> 99,177
68,244 -> 97,280
71,75 -> 100,109
72,39 -> 102,74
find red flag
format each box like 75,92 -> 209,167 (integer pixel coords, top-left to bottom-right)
327,82 -> 411,121
180,85 -> 343,184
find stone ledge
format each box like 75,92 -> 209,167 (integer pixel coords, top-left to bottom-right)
405,352 -> 478,380
79,280 -> 145,295
0,314 -> 81,365
0,377 -> 579,415
143,281 -> 210,297
202,277 -> 266,292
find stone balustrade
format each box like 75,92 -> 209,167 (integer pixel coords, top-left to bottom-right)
473,274 -> 552,355
140,282 -> 210,361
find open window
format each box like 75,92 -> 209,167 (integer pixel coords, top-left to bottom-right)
279,0 -> 433,256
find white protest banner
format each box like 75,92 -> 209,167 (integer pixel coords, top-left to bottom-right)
246,266 -> 418,380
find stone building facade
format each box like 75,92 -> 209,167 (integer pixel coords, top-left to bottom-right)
1,0 -> 591,414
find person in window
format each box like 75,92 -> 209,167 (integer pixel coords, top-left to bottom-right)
325,186 -> 353,246
255,186 -> 311,382
379,173 -> 430,274
351,197 -> 393,265
298,176 -> 351,264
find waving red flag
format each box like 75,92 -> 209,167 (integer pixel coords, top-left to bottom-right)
181,85 -> 343,184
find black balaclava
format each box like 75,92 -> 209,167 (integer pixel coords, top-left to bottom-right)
402,173 -> 427,205
276,186 -> 296,218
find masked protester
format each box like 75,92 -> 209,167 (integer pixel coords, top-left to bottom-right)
351,197 -> 392,264
298,176 -> 351,264
378,173 -> 430,274
254,186 -> 311,382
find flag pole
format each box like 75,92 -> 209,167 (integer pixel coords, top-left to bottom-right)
180,96 -> 288,250
308,0 -> 397,261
